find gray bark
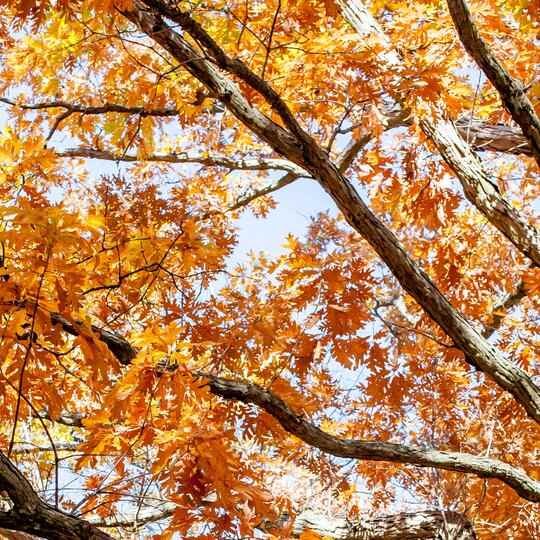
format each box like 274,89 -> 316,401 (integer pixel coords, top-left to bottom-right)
288,509 -> 477,539
446,0 -> 540,167
422,117 -> 540,266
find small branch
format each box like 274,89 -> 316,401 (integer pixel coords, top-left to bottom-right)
10,444 -> 79,455
57,147 -> 310,175
483,280 -> 527,339
261,0 -> 281,80
0,97 -> 179,117
92,506 -> 174,528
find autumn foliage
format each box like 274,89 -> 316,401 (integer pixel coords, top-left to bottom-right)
0,0 -> 538,538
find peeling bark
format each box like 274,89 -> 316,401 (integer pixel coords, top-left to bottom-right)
337,0 -> 540,266
454,119 -> 531,156
288,509 -> 477,539
422,116 -> 540,266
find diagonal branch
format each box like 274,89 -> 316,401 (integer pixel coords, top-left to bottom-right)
139,0 -> 312,145
422,116 -> 540,266
339,0 -> 540,266
446,0 -> 540,167
120,0 -> 540,422
119,2 -> 304,166
198,372 -> 540,503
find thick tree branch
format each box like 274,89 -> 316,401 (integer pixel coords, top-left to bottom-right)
29,307 -> 538,507
139,0 -> 313,146
287,509 -> 477,539
49,312 -> 137,366
198,373 -> 540,503
120,0 -> 540,422
0,450 -> 112,540
446,0 -> 540,167
422,116 -> 540,266
455,118 -> 531,156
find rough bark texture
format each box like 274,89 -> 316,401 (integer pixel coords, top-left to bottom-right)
454,118 -> 531,156
0,451 -> 113,540
446,0 -> 540,167
288,509 -> 477,539
119,0 -> 540,423
198,373 -> 540,503
338,0 -> 540,265
422,117 -> 540,266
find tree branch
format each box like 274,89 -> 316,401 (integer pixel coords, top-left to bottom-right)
139,0 -> 313,146
117,0 -> 540,422
57,147 -> 310,176
446,0 -> 540,167
422,115 -> 540,266
0,450 -> 112,540
455,118 -> 531,156
197,372 -> 540,503
0,97 -> 179,117
288,509 -> 477,539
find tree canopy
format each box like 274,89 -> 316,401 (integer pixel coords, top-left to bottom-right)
0,0 -> 539,538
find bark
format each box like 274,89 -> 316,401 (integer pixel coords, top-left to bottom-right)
446,0 -> 540,167
454,119 -> 531,156
288,509 -> 477,539
197,373 -> 540,503
90,507 -> 476,539
48,312 -> 137,366
119,0 -> 540,422
0,451 -> 112,540
422,117 -> 540,266
337,0 -> 540,268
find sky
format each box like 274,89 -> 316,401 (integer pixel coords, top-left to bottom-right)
233,177 -> 336,258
